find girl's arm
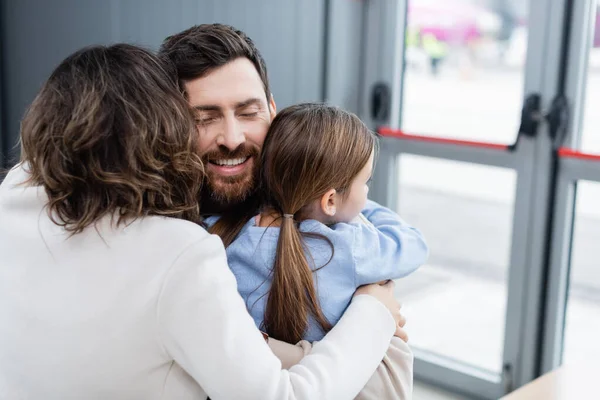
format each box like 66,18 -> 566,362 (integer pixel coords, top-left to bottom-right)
350,200 -> 429,286
157,233 -> 398,400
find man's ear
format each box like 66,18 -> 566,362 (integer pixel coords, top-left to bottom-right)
320,189 -> 337,217
269,94 -> 277,121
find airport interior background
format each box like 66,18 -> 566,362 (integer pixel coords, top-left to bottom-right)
0,0 -> 598,398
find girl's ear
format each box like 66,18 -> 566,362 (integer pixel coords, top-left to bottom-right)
320,188 -> 337,217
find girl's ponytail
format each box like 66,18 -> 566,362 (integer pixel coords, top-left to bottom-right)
263,214 -> 332,343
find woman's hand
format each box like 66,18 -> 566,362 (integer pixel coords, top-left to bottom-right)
354,280 -> 408,341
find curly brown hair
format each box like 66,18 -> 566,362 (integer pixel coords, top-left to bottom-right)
19,44 -> 205,234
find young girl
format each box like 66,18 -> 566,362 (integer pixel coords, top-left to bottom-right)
209,103 -> 428,397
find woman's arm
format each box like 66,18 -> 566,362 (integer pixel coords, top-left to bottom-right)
355,338 -> 414,400
267,338 -> 309,370
267,302 -> 409,370
156,234 -> 399,400
268,338 -> 414,400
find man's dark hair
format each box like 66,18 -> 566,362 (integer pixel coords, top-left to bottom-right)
158,23 -> 271,102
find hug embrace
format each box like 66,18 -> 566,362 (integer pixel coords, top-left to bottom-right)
0,24 -> 428,399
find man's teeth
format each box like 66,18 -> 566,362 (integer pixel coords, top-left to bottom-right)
213,157 -> 248,166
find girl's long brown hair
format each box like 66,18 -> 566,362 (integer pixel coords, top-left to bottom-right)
261,103 -> 376,343
19,44 -> 205,233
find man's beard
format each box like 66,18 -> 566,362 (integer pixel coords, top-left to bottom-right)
200,144 -> 260,213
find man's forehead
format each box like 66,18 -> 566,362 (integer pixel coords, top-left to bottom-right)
184,58 -> 267,109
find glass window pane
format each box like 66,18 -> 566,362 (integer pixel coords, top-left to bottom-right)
562,180 -> 600,364
580,6 -> 600,153
402,0 -> 529,144
394,155 -> 516,373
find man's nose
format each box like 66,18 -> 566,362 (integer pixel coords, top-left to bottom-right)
216,116 -> 245,151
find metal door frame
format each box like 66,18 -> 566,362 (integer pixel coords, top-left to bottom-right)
541,0 -> 600,374
360,0 -> 571,397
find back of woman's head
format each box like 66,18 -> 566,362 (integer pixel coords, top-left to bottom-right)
260,103 -> 377,343
20,44 -> 204,233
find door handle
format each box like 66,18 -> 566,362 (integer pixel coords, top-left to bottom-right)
510,93 -> 542,150
371,82 -> 391,122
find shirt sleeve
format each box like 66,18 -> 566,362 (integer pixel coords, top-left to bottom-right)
351,200 -> 429,286
156,234 -> 396,400
356,337 -> 414,400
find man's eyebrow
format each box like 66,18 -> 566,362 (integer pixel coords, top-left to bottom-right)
191,98 -> 263,112
192,105 -> 221,112
235,98 -> 263,109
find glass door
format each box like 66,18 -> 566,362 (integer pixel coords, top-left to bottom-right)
542,0 -> 600,374
360,0 -> 570,397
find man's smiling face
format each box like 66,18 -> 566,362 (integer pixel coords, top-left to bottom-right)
185,58 -> 276,207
